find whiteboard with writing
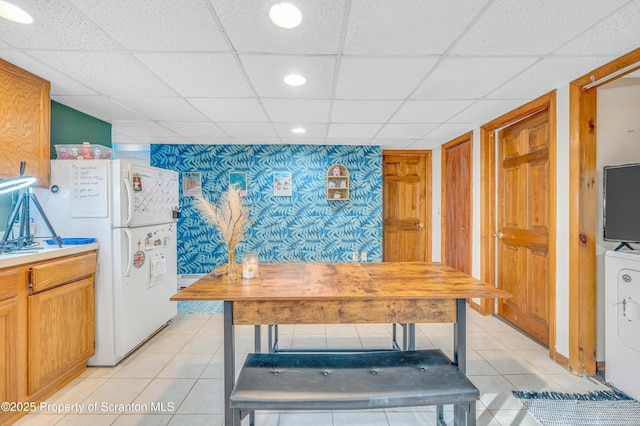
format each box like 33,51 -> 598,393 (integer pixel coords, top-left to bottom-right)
71,162 -> 108,217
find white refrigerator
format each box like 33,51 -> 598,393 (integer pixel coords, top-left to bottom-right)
34,159 -> 179,366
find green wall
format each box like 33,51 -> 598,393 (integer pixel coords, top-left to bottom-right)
49,101 -> 111,158
1,101 -> 111,232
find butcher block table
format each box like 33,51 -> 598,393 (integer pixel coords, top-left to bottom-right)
171,262 -> 510,425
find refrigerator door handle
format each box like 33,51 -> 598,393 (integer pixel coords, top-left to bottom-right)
123,176 -> 134,227
123,229 -> 133,278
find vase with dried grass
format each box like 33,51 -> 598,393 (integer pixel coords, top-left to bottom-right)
194,186 -> 250,277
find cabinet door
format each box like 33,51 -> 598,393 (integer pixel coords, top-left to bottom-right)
28,277 -> 95,394
0,59 -> 51,187
0,299 -> 19,404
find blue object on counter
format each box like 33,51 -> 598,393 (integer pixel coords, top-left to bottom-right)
45,238 -> 96,245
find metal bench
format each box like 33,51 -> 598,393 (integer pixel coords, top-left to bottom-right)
230,349 -> 479,426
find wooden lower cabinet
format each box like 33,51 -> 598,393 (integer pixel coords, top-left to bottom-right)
0,249 -> 96,425
28,276 -> 95,395
0,299 -> 19,404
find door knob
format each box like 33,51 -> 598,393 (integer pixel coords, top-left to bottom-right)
493,232 -> 504,239
417,223 -> 424,228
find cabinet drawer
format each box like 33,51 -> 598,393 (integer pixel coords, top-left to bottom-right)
31,252 -> 97,293
0,269 -> 18,302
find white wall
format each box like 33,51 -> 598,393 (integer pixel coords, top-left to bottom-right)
595,77 -> 640,361
431,147 -> 442,262
555,85 -> 571,357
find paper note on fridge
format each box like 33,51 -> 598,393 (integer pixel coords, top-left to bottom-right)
149,252 -> 167,288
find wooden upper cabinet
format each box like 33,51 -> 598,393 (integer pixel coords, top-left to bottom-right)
0,59 -> 51,187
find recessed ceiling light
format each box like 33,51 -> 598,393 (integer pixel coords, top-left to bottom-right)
291,127 -> 306,134
283,74 -> 306,86
0,1 -> 33,24
269,2 -> 302,29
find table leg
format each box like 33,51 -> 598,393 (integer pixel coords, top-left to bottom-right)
254,325 -> 261,352
408,324 -> 416,350
223,301 -> 235,426
453,298 -> 467,426
454,298 -> 467,373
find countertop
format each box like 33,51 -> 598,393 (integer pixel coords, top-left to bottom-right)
0,242 -> 99,268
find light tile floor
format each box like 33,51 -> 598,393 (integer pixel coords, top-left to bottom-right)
16,308 -> 611,426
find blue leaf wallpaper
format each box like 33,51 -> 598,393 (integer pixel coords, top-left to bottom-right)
151,144 -> 383,274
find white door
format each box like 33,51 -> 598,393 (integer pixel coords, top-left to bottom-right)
113,223 -> 177,357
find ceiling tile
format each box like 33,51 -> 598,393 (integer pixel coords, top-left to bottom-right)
370,138 -> 417,149
412,57 -> 537,100
0,0 -> 119,50
451,0 -> 628,55
28,50 -> 176,96
448,100 -> 529,124
211,0 -> 346,54
344,0 -> 489,55
186,137 -> 240,144
112,97 -> 208,122
0,51 -> 98,96
239,54 -> 336,98
68,0 -> 229,51
112,121 -> 180,138
335,57 -> 439,100
216,122 -> 278,138
376,123 -> 438,139
327,123 -> 381,138
487,57 -> 616,100
189,98 -> 268,122
421,123 -> 476,142
274,123 -> 328,139
53,96 -> 146,122
159,122 -> 228,138
324,138 -> 374,146
331,100 -> 402,123
230,137 -> 282,144
390,100 -> 474,123
262,99 -> 331,123
555,1 -> 640,56
135,52 -> 253,97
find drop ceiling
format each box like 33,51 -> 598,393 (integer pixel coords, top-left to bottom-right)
1,0 -> 639,150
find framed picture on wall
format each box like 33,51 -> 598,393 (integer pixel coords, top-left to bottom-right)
229,172 -> 247,196
273,171 -> 292,196
182,172 -> 202,196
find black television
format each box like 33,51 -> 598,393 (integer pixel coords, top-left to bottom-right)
603,163 -> 640,250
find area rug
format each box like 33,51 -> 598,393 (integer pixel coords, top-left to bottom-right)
177,300 -> 224,313
513,389 -> 640,425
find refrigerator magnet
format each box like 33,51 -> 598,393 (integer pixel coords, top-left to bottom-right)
133,250 -> 145,268
132,173 -> 142,192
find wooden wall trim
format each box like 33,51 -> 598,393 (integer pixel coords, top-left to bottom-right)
425,151 -> 433,263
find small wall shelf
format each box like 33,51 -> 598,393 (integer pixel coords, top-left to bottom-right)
326,164 -> 349,200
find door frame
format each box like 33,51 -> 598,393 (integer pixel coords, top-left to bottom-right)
441,132 -> 473,273
568,48 -> 640,375
479,92 -> 557,357
382,150 -> 432,263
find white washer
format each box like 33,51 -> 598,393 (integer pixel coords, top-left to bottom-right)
605,250 -> 640,400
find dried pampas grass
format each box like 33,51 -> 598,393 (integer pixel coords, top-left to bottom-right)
195,185 -> 250,275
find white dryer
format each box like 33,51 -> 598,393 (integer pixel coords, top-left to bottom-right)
605,250 -> 640,400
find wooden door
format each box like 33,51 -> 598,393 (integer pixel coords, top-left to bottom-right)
382,151 -> 431,262
497,110 -> 550,345
442,134 -> 472,274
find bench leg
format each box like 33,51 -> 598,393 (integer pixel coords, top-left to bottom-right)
437,404 -> 445,425
437,403 -> 476,426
